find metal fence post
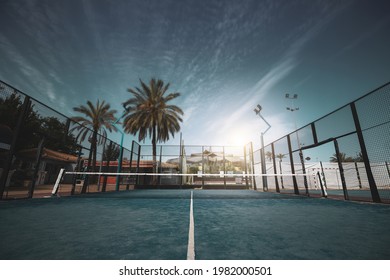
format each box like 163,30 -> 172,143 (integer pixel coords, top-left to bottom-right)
354,161 -> 362,189
260,134 -> 268,191
350,103 -> 381,203
287,134 -> 299,195
271,143 -> 280,193
28,136 -> 45,198
250,142 -> 257,190
244,145 -> 249,189
201,146 -> 205,187
136,143 -> 141,185
333,139 -> 349,200
0,96 -> 31,199
299,149 -> 309,196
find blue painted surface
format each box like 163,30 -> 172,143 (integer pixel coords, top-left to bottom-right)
1,190 -> 390,259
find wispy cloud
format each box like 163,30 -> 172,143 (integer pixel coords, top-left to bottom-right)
0,32 -> 67,110
337,17 -> 390,57
202,1 -> 351,144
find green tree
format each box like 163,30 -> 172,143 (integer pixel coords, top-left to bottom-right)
40,116 -> 78,155
71,100 -> 117,173
0,93 -> 78,153
122,78 -> 183,179
0,91 -> 23,129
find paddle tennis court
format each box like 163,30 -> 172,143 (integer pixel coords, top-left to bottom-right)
1,189 -> 390,260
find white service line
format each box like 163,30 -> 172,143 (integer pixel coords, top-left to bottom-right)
187,191 -> 195,260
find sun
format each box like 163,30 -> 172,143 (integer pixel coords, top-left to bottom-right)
226,127 -> 251,146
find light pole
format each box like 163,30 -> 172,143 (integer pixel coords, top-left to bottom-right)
285,93 -> 300,147
254,104 -> 271,191
285,94 -> 309,195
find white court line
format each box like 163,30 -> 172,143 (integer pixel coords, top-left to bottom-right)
187,191 -> 195,260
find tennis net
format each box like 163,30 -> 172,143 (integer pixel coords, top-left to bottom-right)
51,169 -> 314,197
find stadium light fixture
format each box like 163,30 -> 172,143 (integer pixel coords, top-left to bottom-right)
285,93 -> 299,112
254,104 -> 271,135
254,104 -> 271,192
253,104 -> 262,115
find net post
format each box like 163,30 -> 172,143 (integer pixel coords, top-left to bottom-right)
52,168 -> 66,196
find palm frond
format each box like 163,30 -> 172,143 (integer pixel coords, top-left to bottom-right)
122,78 -> 183,144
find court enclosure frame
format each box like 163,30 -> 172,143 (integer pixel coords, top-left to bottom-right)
1,80 -> 389,203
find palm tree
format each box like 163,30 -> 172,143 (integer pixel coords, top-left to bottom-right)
103,142 -> 120,161
354,152 -> 364,162
122,78 -> 183,181
71,100 -> 117,178
265,151 -> 273,162
276,153 -> 286,188
330,152 -> 354,163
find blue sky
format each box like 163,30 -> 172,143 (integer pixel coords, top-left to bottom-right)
1,0 -> 390,150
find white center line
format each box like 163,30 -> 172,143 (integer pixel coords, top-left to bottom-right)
187,191 -> 195,260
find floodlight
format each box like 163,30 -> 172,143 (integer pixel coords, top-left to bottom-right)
254,104 -> 262,115
286,93 -> 298,99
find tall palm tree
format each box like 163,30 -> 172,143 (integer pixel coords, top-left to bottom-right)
122,78 -> 183,180
276,153 -> 286,188
71,100 -> 117,177
276,153 -> 285,161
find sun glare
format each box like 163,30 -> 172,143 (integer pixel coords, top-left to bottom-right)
226,127 -> 251,146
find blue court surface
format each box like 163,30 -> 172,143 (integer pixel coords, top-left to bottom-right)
1,190 -> 390,260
